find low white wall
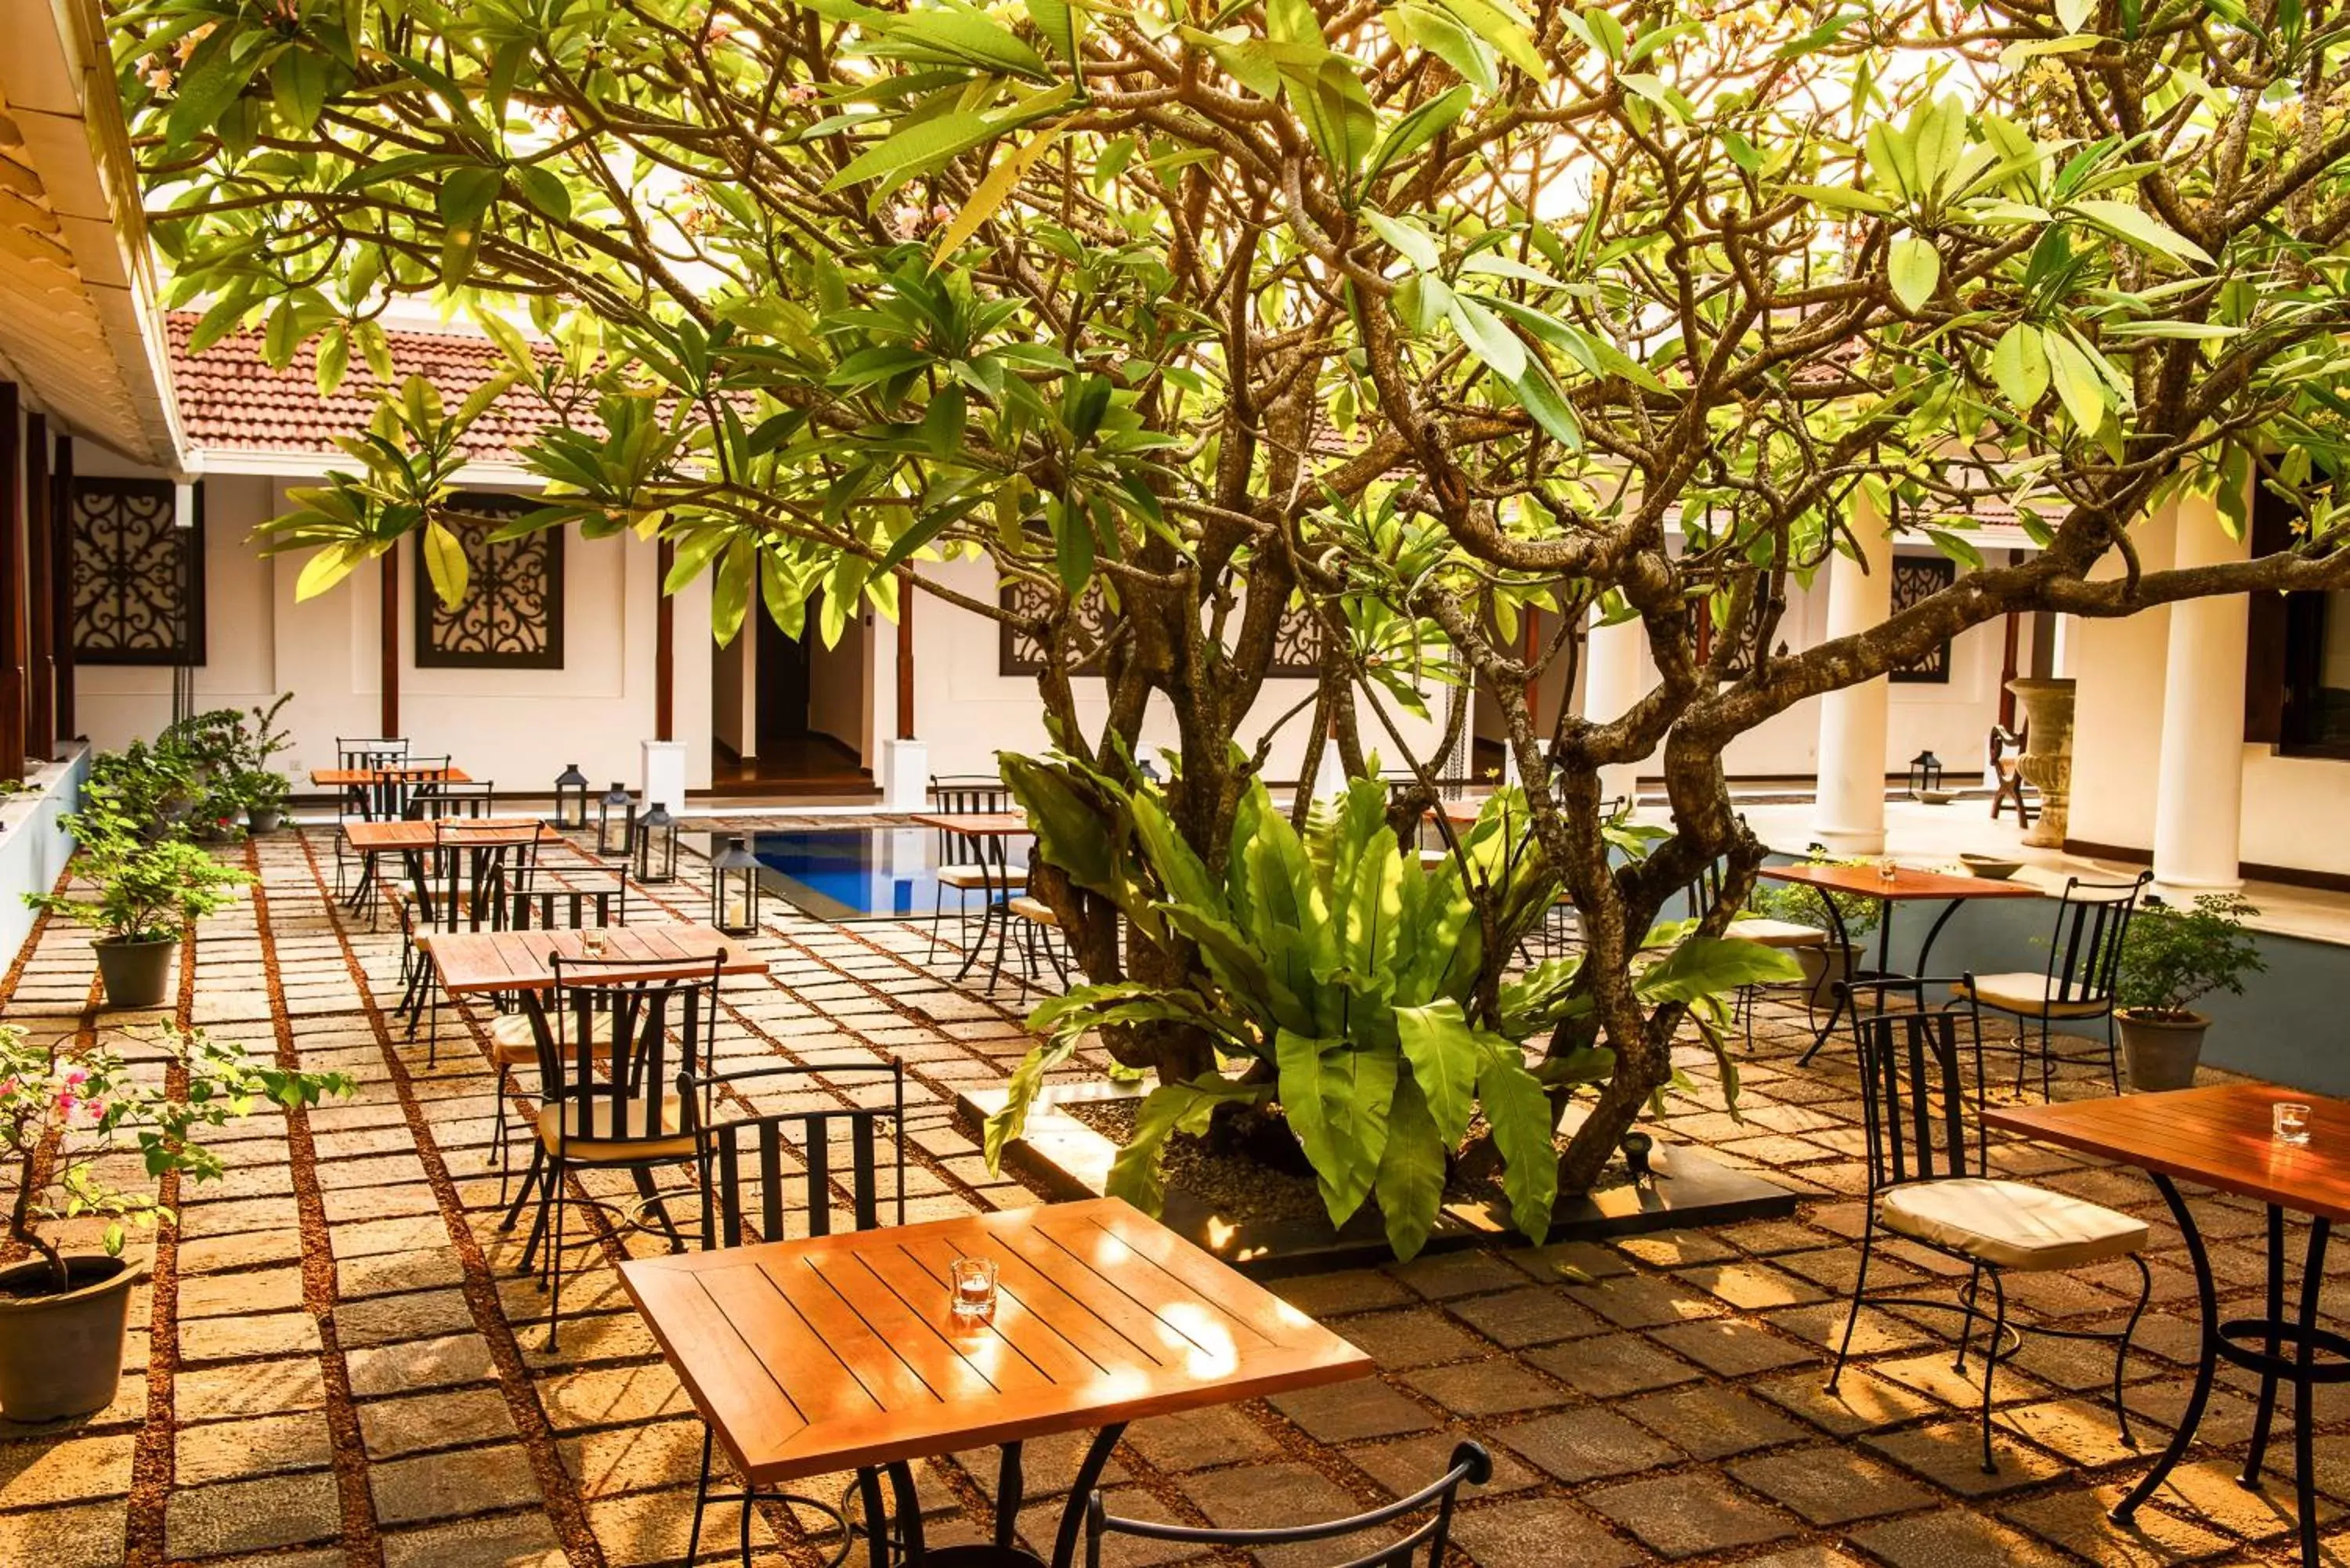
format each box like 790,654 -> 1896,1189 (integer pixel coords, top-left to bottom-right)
0,746 -> 87,977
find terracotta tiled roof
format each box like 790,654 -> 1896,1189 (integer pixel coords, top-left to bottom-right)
167,312 -> 556,462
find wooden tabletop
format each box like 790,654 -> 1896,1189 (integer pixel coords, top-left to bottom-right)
431,924 -> 761,995
620,1197 -> 1372,1488
1759,862 -> 2044,901
1987,1083 -> 2350,1223
344,818 -> 564,851
311,765 -> 472,787
909,811 -> 1031,836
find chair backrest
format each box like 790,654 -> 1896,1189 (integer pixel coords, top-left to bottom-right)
1841,977 -> 1986,1192
368,755 -> 452,822
402,823 -> 540,935
540,955 -> 724,1144
338,736 -> 410,770
508,862 -> 630,930
929,773 -> 1011,815
2039,872 -> 2151,1007
410,779 -> 497,820
678,1061 -> 908,1246
1086,1440 -> 1490,1568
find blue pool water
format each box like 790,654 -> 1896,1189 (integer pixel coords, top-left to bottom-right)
751,829 -> 1027,921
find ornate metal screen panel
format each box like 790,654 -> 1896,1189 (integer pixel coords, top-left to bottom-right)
70,479 -> 204,666
414,493 -> 565,670
999,582 -> 1321,676
1889,555 -> 1956,685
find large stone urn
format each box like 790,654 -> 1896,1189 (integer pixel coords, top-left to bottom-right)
2006,677 -> 2077,848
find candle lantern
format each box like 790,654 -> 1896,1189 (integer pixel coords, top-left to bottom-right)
552,763 -> 589,832
596,782 -> 636,859
1908,750 -> 1945,797
712,836 -> 762,935
634,801 -> 679,884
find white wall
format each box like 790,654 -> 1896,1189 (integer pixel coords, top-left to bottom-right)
2064,504 -> 2177,853
69,456 -> 714,795
909,555 -> 1448,782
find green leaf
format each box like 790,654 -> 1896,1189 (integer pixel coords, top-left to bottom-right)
1388,2 -> 1495,92
1635,936 -> 1802,1005
1291,57 -> 1378,182
1394,999 -> 1481,1143
2042,327 -> 2113,432
1105,1076 -> 1263,1214
931,129 -> 1061,267
1362,208 -> 1441,273
1275,1029 -> 1396,1228
1991,323 -> 2049,408
1372,1071 -> 1448,1261
1477,1039 -> 1557,1242
1889,236 -> 1940,313
1022,0 -> 1083,63
1363,85 -> 1472,188
1448,296 -> 1527,381
421,520 -> 469,608
2066,199 -> 2214,266
270,50 -> 329,133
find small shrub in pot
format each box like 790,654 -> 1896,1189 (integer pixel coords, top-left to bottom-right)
24,801 -> 255,1007
2111,893 -> 2265,1092
0,1024 -> 349,1418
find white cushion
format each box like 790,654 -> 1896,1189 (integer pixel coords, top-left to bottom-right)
1008,894 -> 1058,927
488,1010 -> 609,1065
1879,1176 -> 2147,1271
936,865 -> 996,890
1956,972 -> 2110,1019
1726,916 -> 1828,948
538,1093 -> 692,1161
1417,848 -> 1451,869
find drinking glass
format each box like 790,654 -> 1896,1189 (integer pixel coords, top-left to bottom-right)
2276,1102 -> 2313,1146
580,934 -> 608,960
950,1255 -> 998,1326
1877,856 -> 1900,883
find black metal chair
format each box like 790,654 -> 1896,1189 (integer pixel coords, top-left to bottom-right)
921,1440 -> 1490,1568
475,862 -> 633,1202
393,822 -> 542,1059
1952,871 -> 2150,1097
1825,977 -> 2152,1475
1687,854 -> 1828,1048
334,735 -> 409,905
407,779 -> 497,820
677,1060 -> 908,1568
501,954 -> 724,1351
927,774 -> 1012,966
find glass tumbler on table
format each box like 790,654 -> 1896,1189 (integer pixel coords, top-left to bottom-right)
950,1255 -> 998,1326
2276,1101 -> 2314,1147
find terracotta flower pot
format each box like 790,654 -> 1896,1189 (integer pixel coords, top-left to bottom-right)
92,936 -> 176,1010
0,1255 -> 145,1421
2118,1010 -> 2210,1093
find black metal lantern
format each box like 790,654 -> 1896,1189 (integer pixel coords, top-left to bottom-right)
712,836 -> 761,935
596,782 -> 636,858
634,801 -> 679,883
1908,750 -> 1945,797
553,763 -> 589,832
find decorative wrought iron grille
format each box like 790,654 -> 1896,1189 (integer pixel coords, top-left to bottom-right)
414,493 -> 565,669
70,478 -> 204,666
1889,555 -> 1957,684
998,581 -> 1321,676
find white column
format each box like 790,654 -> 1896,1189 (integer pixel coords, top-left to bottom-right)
639,740 -> 687,813
1812,486 -> 1894,854
2151,491 -> 2249,897
1582,606 -> 1648,806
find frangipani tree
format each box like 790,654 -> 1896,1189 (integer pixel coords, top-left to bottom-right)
118,0 -> 2350,1190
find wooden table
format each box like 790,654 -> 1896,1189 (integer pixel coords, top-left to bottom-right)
908,811 -> 1029,836
343,818 -> 563,852
1762,862 -> 2042,1059
620,1196 -> 1371,1567
910,812 -> 1036,984
310,764 -> 472,787
432,923 -> 761,997
1988,1084 -> 2350,1568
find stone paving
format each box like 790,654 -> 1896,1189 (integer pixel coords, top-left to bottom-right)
0,824 -> 2345,1566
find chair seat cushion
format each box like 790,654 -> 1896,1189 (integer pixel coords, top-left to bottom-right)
1956,972 -> 2110,1018
936,865 -> 996,891
1879,1176 -> 2147,1270
486,1011 -> 610,1067
1417,847 -> 1451,869
1007,894 -> 1058,927
1726,916 -> 1828,948
537,1093 -> 692,1161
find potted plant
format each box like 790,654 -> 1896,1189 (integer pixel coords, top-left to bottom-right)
235,693 -> 295,833
0,1024 -> 349,1419
2112,892 -> 2265,1092
25,801 -> 255,1007
1748,856 -> 1885,1010
86,740 -> 195,839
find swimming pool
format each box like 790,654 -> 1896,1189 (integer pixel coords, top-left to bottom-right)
750,828 -> 1028,921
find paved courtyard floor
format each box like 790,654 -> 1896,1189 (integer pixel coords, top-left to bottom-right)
0,826 -> 2345,1566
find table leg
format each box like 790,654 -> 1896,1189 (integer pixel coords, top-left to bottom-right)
1796,892 -> 1863,1066
1914,898 -> 1967,976
1049,1422 -> 1126,1568
856,1469 -> 890,1568
994,1442 -> 1024,1548
2113,1172 -> 2217,1527
2291,1220 -> 2332,1568
885,1461 -> 926,1559
2244,1205 -> 2287,1483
